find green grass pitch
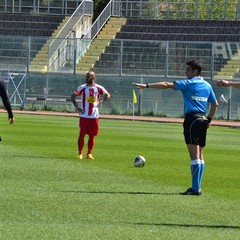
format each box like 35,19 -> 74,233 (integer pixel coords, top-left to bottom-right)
0,113 -> 239,240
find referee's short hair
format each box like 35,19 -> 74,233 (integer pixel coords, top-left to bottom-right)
186,59 -> 202,74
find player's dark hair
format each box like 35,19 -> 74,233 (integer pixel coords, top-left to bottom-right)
86,71 -> 95,78
186,60 -> 202,74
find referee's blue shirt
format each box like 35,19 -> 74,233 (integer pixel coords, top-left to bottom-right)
174,77 -> 217,116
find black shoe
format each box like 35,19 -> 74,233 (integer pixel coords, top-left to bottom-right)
179,188 -> 202,196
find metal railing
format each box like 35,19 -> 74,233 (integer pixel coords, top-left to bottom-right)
120,0 -> 240,20
77,0 -> 119,62
48,0 -> 93,72
0,0 -> 83,15
1,37 -> 240,78
2,37 -> 240,120
3,69 -> 240,120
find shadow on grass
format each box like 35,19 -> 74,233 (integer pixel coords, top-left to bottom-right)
35,189 -> 240,230
128,221 -> 240,230
10,155 -> 68,159
53,189 -> 179,196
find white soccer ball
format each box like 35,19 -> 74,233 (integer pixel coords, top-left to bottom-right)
134,155 -> 146,167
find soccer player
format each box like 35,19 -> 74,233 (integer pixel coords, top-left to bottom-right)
216,79 -> 240,88
132,60 -> 218,195
71,71 -> 110,160
0,79 -> 14,123
0,79 -> 14,141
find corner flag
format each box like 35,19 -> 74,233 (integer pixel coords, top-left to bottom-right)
133,89 -> 137,103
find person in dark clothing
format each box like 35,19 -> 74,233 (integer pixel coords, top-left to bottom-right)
0,80 -> 14,141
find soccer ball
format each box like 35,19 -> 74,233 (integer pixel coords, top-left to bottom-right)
134,155 -> 146,168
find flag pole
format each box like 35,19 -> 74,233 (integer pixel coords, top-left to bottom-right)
132,89 -> 137,121
133,100 -> 134,121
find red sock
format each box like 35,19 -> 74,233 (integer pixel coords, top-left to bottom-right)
78,133 -> 85,154
87,135 -> 95,155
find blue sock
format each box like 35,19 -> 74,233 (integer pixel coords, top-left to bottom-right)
199,160 -> 205,189
191,159 -> 201,192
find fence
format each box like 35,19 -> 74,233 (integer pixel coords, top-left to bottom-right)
1,37 -> 240,119
0,0 -> 83,15
120,0 -> 240,20
1,37 -> 240,77
1,64 -> 240,121
2,1 -> 239,20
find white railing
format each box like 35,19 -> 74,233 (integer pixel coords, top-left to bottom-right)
48,0 -> 93,72
77,0 -> 120,62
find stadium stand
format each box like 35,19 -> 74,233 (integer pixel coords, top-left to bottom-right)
0,14 -> 64,36
0,13 -> 65,71
90,18 -> 240,77
93,39 -> 167,76
76,17 -> 126,73
116,19 -> 240,42
1,3 -> 240,78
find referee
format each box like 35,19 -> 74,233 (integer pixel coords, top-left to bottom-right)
133,59 -> 218,196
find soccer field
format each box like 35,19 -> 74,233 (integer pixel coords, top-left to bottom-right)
0,113 -> 239,240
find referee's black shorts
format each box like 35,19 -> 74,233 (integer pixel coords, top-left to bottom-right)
183,113 -> 209,147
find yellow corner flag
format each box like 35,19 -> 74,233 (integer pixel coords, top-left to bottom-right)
133,89 -> 137,103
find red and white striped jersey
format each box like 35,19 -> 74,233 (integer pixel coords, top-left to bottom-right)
74,83 -> 108,118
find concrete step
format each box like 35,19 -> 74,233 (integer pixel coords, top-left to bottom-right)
223,65 -> 240,70
76,65 -> 93,70
31,59 -> 48,64
32,53 -> 48,58
231,56 -> 240,61
91,40 -> 110,45
81,55 -> 99,60
220,68 -> 239,73
215,72 -> 233,77
107,17 -> 126,24
213,75 -> 233,80
75,17 -> 126,71
84,49 -> 105,55
29,65 -> 48,72
30,63 -> 47,68
77,60 -> 95,65
98,34 -> 116,39
40,46 -> 49,51
227,60 -> 240,65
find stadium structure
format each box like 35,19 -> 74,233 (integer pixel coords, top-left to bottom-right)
1,0 -> 240,120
